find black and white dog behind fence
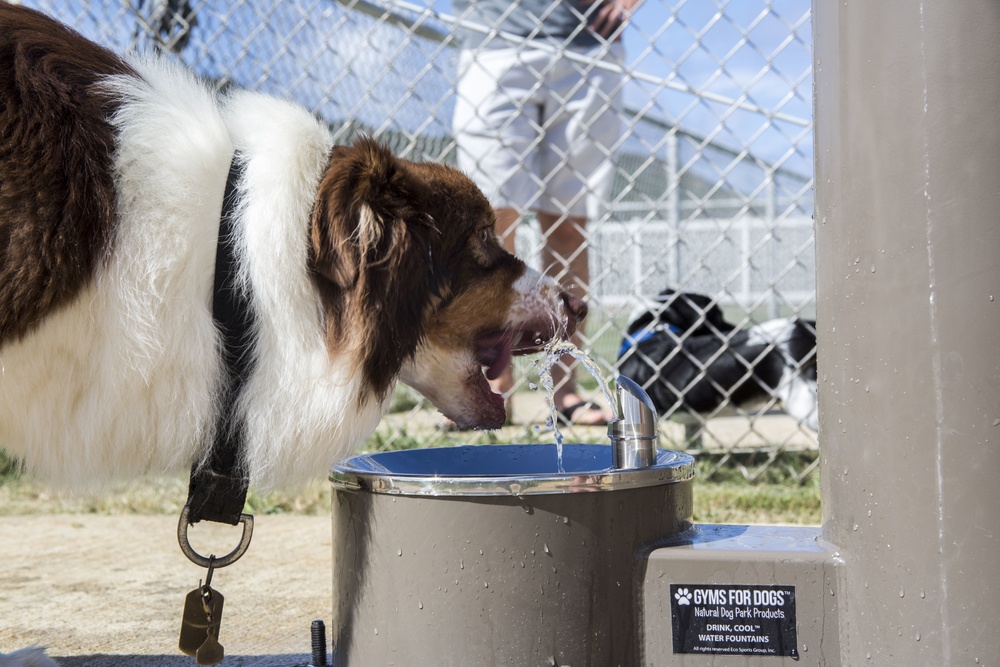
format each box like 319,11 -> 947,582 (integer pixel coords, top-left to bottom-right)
616,289 -> 819,431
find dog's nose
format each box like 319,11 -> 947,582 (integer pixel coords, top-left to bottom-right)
561,292 -> 588,323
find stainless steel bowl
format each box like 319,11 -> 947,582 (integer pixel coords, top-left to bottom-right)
330,443 -> 695,497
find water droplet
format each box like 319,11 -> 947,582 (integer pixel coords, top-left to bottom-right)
899,588 -> 905,598
543,543 -> 551,554
484,581 -> 489,588
915,632 -> 920,641
374,628 -> 378,635
418,600 -> 423,609
853,524 -> 859,531
920,589 -> 925,599
397,548 -> 402,557
528,383 -> 538,392
460,559 -> 464,570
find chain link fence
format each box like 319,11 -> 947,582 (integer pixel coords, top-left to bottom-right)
23,0 -> 817,481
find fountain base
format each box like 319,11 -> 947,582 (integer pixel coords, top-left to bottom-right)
330,443 -> 694,665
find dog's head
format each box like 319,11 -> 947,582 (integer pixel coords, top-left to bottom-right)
624,288 -> 734,342
309,137 -> 586,429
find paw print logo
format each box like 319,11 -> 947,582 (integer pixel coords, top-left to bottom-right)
674,587 -> 692,605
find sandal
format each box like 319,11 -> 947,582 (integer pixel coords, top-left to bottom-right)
557,401 -> 610,426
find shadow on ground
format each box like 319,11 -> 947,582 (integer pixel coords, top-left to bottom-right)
56,655 -> 311,666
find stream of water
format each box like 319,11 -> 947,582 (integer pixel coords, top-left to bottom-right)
529,340 -> 619,472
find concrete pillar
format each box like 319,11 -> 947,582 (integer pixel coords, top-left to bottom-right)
814,1 -> 1000,664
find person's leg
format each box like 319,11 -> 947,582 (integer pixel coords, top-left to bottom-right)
536,211 -> 612,425
529,46 -> 624,426
453,48 -> 545,425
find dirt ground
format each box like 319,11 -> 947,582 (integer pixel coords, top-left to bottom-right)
0,514 -> 332,666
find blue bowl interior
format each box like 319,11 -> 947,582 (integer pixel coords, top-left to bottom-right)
341,444 -> 618,477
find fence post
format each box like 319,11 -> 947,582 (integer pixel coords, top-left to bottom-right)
765,174 -> 778,319
665,132 -> 681,290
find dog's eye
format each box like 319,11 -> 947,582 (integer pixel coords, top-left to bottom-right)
479,229 -> 491,244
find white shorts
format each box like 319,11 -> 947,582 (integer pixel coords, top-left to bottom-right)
453,43 -> 625,219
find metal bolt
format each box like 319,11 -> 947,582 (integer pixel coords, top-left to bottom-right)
310,619 -> 328,667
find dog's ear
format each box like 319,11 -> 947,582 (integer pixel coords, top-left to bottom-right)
309,136 -> 442,399
310,137 -> 414,289
311,144 -> 359,288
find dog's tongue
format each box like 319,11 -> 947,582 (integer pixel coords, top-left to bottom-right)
485,343 -> 513,381
477,332 -> 515,381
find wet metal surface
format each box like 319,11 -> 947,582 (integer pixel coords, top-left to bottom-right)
330,443 -> 694,496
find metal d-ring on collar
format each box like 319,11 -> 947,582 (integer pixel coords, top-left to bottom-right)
177,505 -> 254,569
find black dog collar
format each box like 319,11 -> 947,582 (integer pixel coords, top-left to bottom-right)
184,153 -> 257,528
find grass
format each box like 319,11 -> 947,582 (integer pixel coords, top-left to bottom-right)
694,476 -> 820,525
0,447 -> 820,525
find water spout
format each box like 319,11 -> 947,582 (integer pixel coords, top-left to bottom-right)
608,376 -> 658,469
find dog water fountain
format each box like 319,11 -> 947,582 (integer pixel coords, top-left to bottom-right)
330,378 -> 694,665
326,1 -> 1000,662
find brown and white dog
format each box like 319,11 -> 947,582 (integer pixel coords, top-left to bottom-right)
0,4 -> 586,491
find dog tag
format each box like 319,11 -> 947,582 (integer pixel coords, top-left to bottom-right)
179,584 -> 225,660
179,586 -> 211,656
196,620 -> 225,666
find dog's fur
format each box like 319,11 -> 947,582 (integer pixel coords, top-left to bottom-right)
0,4 -> 585,490
617,289 -> 818,430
